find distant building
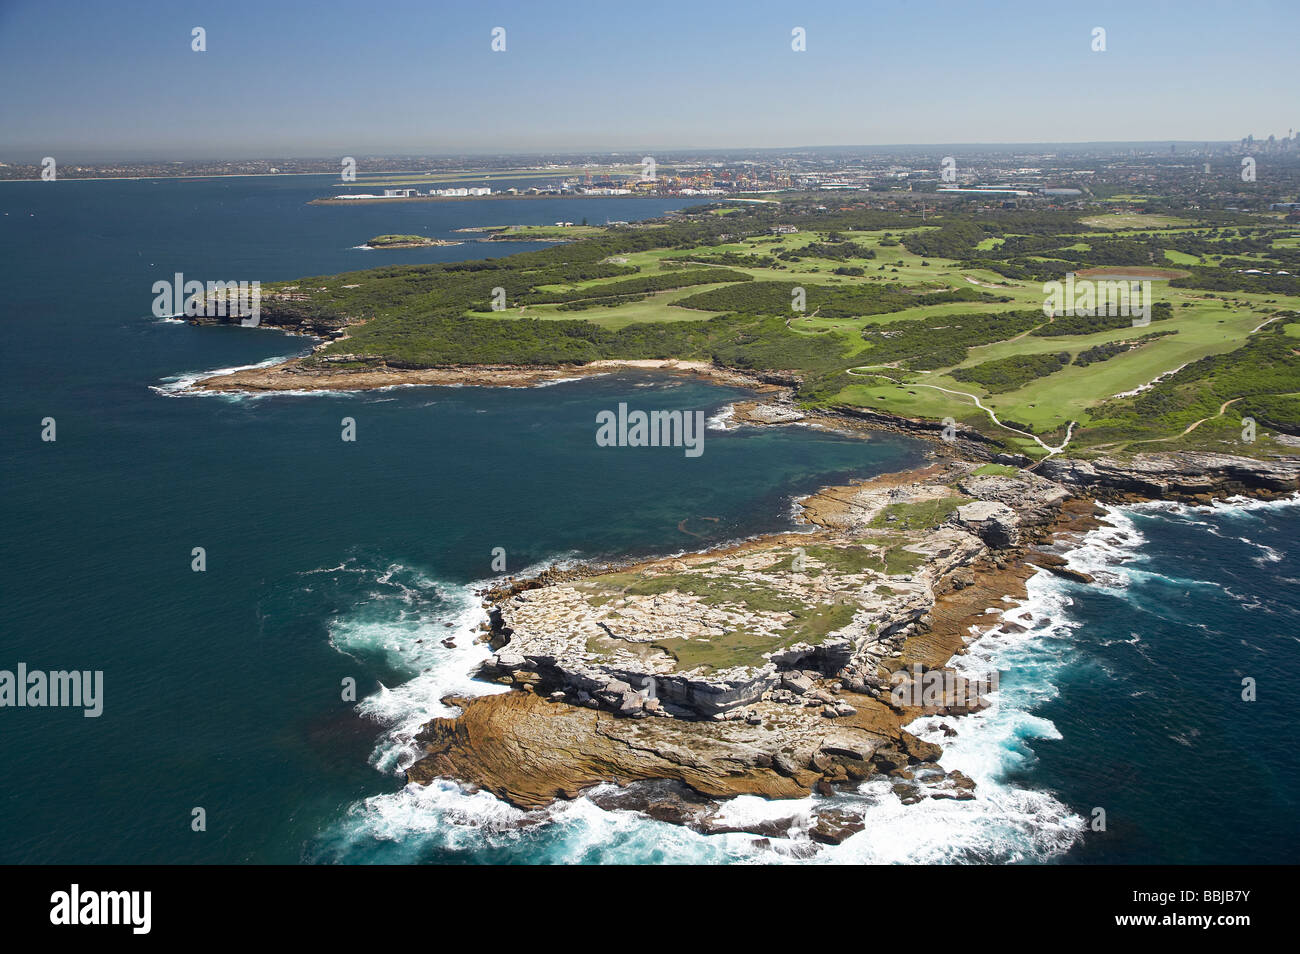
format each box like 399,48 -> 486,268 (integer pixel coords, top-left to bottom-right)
938,186 -> 1033,197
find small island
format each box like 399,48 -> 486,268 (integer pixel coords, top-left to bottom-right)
364,234 -> 462,249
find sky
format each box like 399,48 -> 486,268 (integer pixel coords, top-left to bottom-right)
0,0 -> 1296,161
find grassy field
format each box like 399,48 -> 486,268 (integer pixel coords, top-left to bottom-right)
502,285 -> 732,329
258,200 -> 1300,458
474,224 -> 613,241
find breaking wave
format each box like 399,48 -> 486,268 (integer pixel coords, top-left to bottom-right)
311,496 -> 1300,863
308,547 -> 1097,863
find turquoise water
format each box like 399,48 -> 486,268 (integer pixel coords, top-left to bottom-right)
2,176 -> 1296,864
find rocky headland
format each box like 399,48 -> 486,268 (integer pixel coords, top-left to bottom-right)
400,445 -> 1299,843
402,459 -> 1085,834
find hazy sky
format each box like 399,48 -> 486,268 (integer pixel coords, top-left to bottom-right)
1,0 -> 1296,160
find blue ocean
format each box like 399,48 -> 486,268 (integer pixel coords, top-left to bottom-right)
1,175 -> 1296,864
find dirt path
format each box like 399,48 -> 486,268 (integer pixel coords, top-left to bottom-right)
1093,397 -> 1245,454
906,382 -> 1077,456
845,365 -> 1074,455
1090,312 -> 1293,451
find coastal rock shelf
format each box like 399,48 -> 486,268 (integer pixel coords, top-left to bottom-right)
406,461 -> 1083,813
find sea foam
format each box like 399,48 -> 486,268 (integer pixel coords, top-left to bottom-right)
314,543 -> 1095,863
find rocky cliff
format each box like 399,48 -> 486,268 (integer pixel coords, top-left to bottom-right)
1038,451 -> 1300,500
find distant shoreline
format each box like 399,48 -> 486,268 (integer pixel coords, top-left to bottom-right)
310,193 -> 654,206
0,171 -> 340,183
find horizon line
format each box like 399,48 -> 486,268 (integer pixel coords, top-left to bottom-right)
3,136 -> 1291,167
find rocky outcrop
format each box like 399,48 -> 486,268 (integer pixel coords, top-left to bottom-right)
958,471 -> 1071,527
405,462 -> 1087,820
471,465 -> 1037,722
731,399 -> 807,426
955,500 -> 1019,548
1038,452 -> 1300,500
477,520 -> 983,720
820,404 -> 1000,453
1024,551 -> 1095,585
186,290 -> 357,338
190,356 -> 794,395
408,685 -> 973,812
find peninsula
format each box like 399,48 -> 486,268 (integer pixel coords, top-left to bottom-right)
182,195 -> 1300,843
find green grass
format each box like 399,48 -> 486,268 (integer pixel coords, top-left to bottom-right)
251,206 -> 1300,455
868,497 -> 967,531
486,224 -> 610,241
881,547 -> 927,576
951,351 -> 1071,394
971,463 -> 1021,477
509,286 -> 732,329
801,545 -> 882,575
650,600 -> 859,672
598,571 -> 798,615
577,550 -> 906,672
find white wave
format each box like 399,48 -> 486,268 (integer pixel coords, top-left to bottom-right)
1045,503 -> 1147,589
321,779 -> 759,864
150,354 -> 292,396
317,543 -> 1091,864
326,569 -> 508,776
533,374 -> 601,388
325,550 -> 591,781
1241,537 -> 1283,563
1111,495 -> 1298,573
832,570 -> 1088,863
1129,492 -> 1300,519
707,404 -> 736,431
